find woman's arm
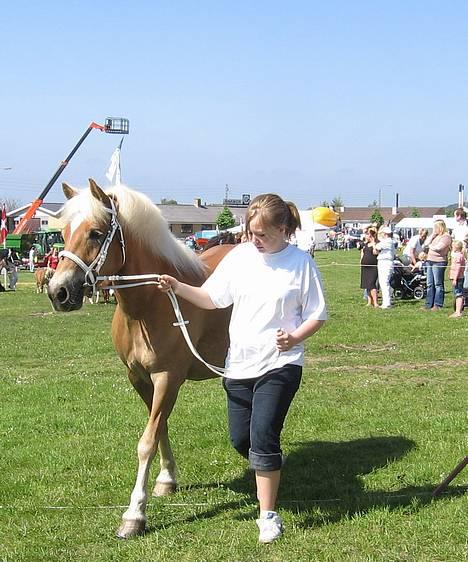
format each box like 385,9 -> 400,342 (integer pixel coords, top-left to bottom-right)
429,234 -> 451,252
276,318 -> 325,352
158,274 -> 216,310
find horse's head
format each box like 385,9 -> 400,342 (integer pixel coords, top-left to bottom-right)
48,179 -> 126,311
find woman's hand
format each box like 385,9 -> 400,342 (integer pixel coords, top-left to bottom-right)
276,328 -> 298,352
157,274 -> 179,293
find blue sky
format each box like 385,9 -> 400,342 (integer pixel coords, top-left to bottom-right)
2,1 -> 468,209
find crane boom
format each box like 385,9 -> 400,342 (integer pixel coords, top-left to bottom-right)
14,119 -> 128,234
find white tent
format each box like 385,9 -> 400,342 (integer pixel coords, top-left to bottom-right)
395,216 -> 457,234
296,210 -> 332,251
226,224 -> 244,234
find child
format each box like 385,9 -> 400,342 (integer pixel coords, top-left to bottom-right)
449,240 -> 466,318
158,193 -> 327,544
411,251 -> 427,273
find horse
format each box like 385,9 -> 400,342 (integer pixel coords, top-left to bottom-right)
34,267 -> 54,293
85,280 -> 116,304
48,179 -> 233,538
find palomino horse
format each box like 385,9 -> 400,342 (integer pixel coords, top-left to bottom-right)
48,179 -> 232,538
34,267 -> 54,293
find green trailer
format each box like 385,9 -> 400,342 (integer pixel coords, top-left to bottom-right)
5,233 -> 36,256
5,229 -> 64,259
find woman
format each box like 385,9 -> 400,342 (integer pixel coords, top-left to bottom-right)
158,194 -> 327,544
374,226 -> 395,309
46,247 -> 59,270
360,227 -> 378,307
425,220 -> 451,310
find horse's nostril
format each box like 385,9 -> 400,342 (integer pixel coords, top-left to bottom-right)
56,287 -> 69,304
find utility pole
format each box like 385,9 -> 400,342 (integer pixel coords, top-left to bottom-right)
378,184 -> 392,207
224,184 -> 229,204
459,184 -> 465,208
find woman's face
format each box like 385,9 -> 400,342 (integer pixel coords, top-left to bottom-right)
248,215 -> 288,254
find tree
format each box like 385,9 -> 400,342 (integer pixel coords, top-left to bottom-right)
319,200 -> 329,208
369,209 -> 384,227
411,207 -> 421,217
216,206 -> 235,230
160,198 -> 178,205
331,196 -> 343,209
0,197 -> 22,210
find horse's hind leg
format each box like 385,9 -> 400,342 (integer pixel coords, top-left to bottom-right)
117,372 -> 181,539
152,428 -> 177,496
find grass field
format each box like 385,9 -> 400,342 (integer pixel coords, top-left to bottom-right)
0,250 -> 467,562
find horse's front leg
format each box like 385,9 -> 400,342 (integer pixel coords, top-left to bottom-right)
117,372 -> 180,539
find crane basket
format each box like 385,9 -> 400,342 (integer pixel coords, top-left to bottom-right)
105,118 -> 130,135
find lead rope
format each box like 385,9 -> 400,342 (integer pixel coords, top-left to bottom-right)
96,273 -> 227,377
59,201 -> 226,377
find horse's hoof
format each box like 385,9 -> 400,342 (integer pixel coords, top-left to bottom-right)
152,481 -> 176,497
116,519 -> 146,539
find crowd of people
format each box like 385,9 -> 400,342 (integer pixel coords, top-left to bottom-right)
0,248 -> 19,291
359,208 -> 468,317
0,246 -> 60,293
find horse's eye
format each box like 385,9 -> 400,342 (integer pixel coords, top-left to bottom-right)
89,230 -> 105,242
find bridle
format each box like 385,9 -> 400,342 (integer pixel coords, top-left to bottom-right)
59,198 -> 126,290
58,199 -> 227,377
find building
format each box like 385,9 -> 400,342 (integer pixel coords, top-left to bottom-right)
157,198 -> 247,238
8,199 -> 452,241
7,198 -> 248,239
7,202 -> 63,232
338,206 -> 446,229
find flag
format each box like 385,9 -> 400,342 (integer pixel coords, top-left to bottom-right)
105,136 -> 124,186
0,204 -> 7,244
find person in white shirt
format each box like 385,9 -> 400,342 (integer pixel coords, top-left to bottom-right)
452,208 -> 468,242
454,208 -> 468,295
158,193 -> 327,544
374,226 -> 395,308
28,245 -> 36,272
401,229 -> 428,266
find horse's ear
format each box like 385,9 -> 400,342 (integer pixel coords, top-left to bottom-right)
62,182 -> 78,200
88,178 -> 112,208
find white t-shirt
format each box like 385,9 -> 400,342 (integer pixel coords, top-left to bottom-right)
375,237 -> 395,261
403,234 -> 424,258
452,221 -> 468,242
202,242 -> 327,379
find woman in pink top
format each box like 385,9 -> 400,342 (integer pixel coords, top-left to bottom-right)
425,220 -> 452,310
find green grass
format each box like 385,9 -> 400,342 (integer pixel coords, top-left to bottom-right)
0,253 -> 467,562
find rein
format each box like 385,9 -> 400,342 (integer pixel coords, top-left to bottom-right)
59,204 -> 227,377
100,273 -> 227,377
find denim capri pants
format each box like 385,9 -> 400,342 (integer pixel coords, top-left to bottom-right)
453,278 -> 464,298
222,364 -> 302,472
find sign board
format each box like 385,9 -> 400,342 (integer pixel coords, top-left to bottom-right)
223,194 -> 251,207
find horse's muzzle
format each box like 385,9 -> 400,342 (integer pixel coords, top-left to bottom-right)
48,274 -> 86,312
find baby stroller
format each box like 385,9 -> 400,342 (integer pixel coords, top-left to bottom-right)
390,259 -> 427,300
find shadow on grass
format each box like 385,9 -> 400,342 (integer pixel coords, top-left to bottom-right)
168,436 -> 466,531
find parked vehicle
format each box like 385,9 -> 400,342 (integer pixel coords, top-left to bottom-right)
5,229 -> 64,267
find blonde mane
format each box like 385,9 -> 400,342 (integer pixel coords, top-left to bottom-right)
60,184 -> 205,276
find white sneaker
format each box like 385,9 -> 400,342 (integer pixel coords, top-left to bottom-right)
256,513 -> 283,544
